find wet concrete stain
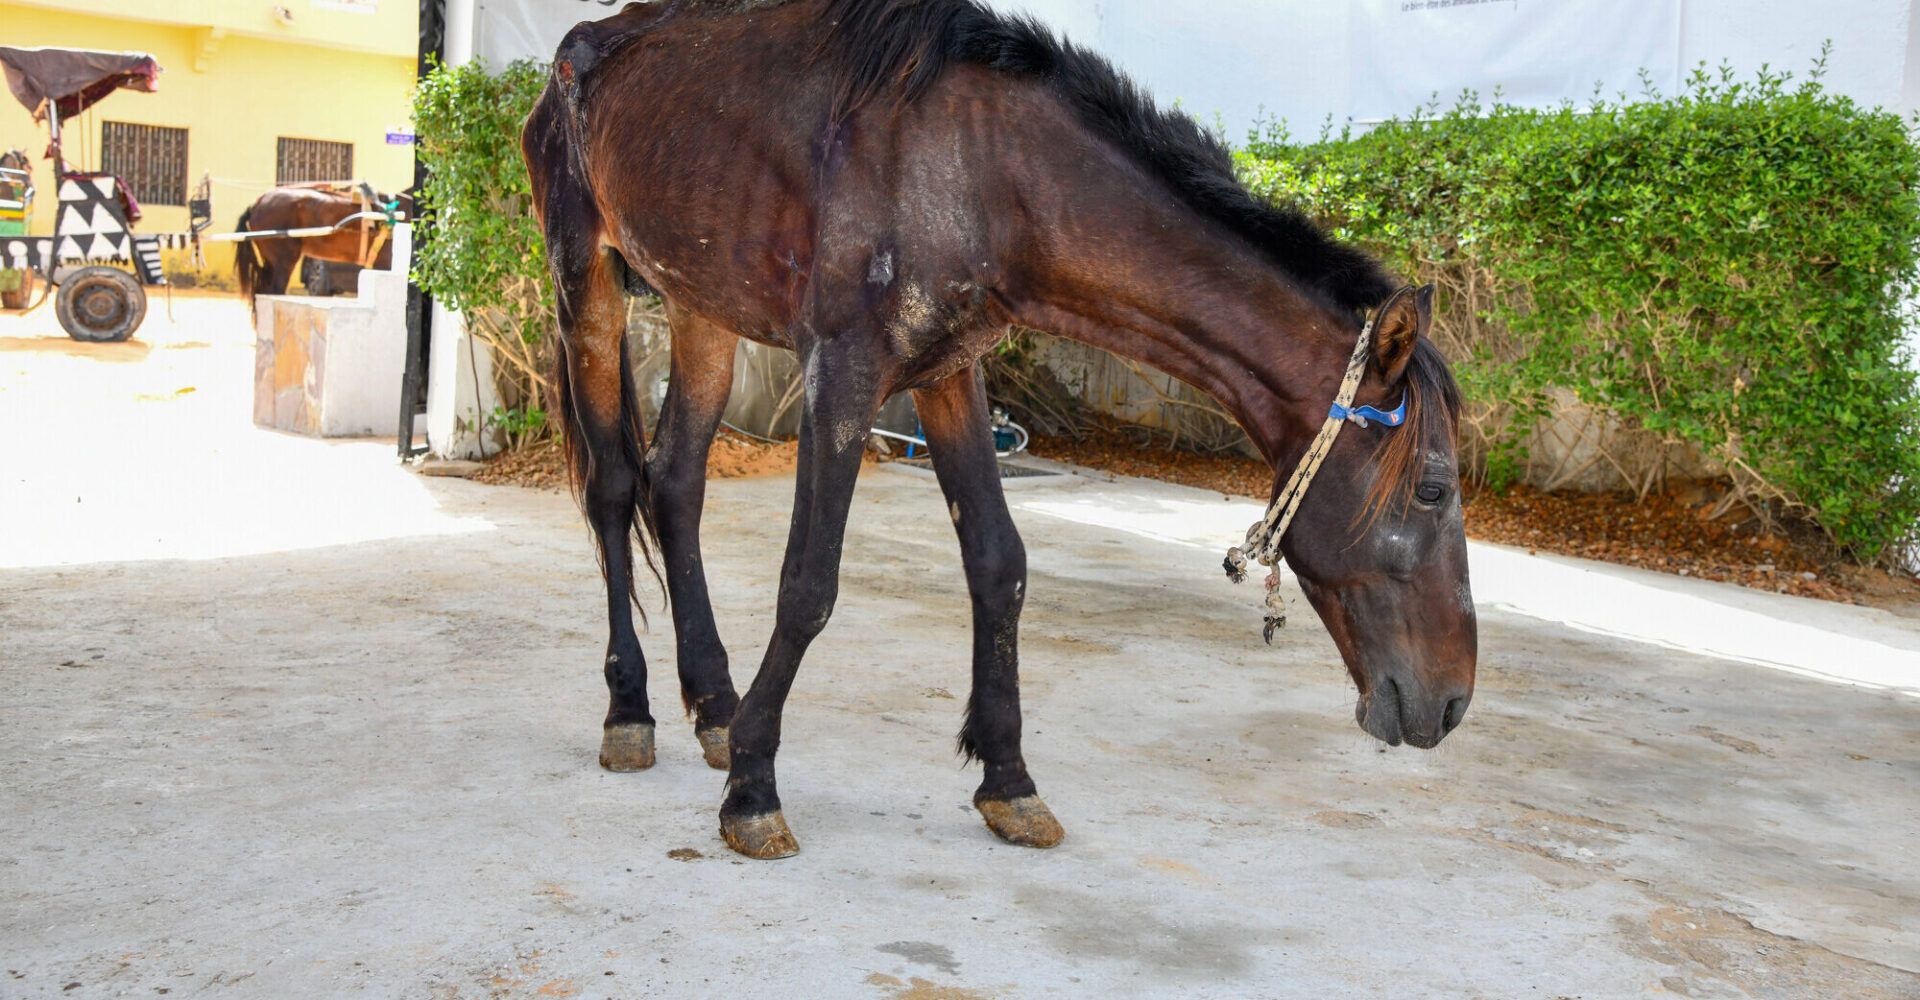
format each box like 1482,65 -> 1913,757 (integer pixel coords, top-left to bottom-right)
875,941 -> 960,976
1013,885 -> 1255,976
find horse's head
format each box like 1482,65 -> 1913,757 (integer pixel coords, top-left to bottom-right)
1277,285 -> 1476,749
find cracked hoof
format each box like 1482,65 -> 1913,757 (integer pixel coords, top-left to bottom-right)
977,795 -> 1064,848
720,811 -> 799,859
697,727 -> 731,771
599,723 -> 656,772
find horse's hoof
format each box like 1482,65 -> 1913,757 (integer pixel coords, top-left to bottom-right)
977,795 -> 1065,848
720,811 -> 800,859
696,727 -> 731,771
599,723 -> 656,772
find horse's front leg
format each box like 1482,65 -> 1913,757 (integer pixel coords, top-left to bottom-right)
645,305 -> 742,770
718,345 -> 885,859
914,365 -> 1063,848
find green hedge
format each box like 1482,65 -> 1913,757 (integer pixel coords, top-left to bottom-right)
412,57 -> 683,447
1240,58 -> 1920,562
412,57 -> 558,443
411,56 -> 550,317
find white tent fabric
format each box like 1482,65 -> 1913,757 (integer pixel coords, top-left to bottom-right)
1347,0 -> 1682,123
471,0 -> 600,68
463,0 -> 1914,136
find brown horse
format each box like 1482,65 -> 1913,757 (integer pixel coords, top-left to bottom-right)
232,183 -> 411,312
523,0 -> 1477,859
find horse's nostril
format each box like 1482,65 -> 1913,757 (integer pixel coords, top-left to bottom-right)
1442,695 -> 1468,733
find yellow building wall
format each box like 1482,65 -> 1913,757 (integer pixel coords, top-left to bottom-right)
0,2 -> 416,287
7,0 -> 418,58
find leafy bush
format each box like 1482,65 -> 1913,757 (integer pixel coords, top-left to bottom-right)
1240,54 -> 1920,563
411,58 -> 736,448
412,57 -> 557,439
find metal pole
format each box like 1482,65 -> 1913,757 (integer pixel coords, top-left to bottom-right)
41,106 -> 62,287
398,0 -> 446,459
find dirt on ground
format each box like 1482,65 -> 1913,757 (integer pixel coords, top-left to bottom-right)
470,438 -> 569,490
707,432 -> 803,477
472,429 -> 807,492
475,420 -> 1920,610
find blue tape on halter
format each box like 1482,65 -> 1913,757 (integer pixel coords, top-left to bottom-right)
1329,396 -> 1407,429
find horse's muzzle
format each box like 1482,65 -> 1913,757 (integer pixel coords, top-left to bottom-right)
1357,673 -> 1471,749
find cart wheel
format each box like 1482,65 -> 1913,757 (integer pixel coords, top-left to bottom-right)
55,266 -> 147,342
0,268 -> 33,310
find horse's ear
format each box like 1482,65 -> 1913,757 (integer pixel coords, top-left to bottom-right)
1372,283 -> 1432,385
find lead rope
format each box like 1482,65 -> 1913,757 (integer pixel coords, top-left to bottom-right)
1224,316 -> 1378,643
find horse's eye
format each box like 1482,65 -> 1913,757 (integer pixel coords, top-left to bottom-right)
1415,483 -> 1446,506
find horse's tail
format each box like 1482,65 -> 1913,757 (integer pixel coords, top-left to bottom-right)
526,78 -> 662,621
232,207 -> 260,319
550,305 -> 662,622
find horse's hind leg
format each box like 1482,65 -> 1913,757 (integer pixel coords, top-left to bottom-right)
645,303 -> 742,769
914,364 -> 1062,848
262,240 -> 298,296
548,234 -> 660,771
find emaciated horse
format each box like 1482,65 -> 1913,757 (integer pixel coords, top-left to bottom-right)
232,183 -> 412,313
523,0 -> 1478,860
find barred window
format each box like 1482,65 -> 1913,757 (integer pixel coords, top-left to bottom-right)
101,121 -> 188,205
276,138 -> 354,186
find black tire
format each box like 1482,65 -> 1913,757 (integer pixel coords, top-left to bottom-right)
55,266 -> 147,343
0,268 -> 33,310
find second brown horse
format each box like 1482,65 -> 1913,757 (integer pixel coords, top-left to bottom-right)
232,182 -> 411,312
524,0 -> 1478,859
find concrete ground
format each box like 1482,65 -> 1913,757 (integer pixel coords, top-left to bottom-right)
2,297 -> 1916,1000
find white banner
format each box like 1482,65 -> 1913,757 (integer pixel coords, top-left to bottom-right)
475,0 -> 613,67
1349,0 -> 1682,122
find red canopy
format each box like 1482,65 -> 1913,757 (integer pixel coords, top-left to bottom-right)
0,46 -> 159,122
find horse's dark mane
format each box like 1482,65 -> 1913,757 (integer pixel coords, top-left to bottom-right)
818,0 -> 1396,316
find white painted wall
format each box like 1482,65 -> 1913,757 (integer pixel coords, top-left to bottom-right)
318,254 -> 412,437
252,238 -> 412,438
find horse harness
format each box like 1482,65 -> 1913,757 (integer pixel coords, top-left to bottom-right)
1223,312 -> 1406,643
354,183 -> 397,269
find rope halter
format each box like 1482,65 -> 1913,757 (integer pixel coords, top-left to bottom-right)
1224,313 -> 1406,643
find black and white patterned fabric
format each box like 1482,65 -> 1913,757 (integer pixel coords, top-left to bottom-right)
0,235 -> 52,272
51,175 -> 134,263
0,174 -> 177,284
